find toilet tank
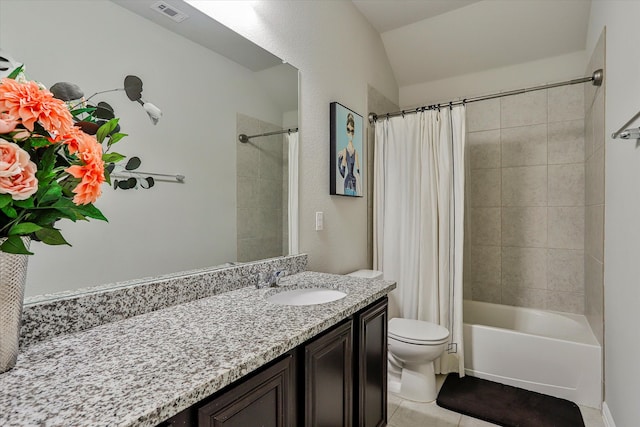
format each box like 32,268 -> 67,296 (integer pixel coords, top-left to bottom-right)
346,269 -> 383,279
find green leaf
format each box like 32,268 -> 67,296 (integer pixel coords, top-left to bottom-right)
35,173 -> 55,190
70,107 -> 96,117
35,228 -> 70,246
38,184 -> 63,205
59,185 -> 74,198
107,132 -> 127,146
7,65 -> 24,80
36,146 -> 57,179
30,209 -> 68,225
74,203 -> 108,222
1,205 -> 17,219
36,180 -> 56,202
96,118 -> 119,144
29,137 -> 51,148
49,207 -> 82,222
51,199 -> 107,222
0,235 -> 33,255
0,194 -> 12,209
9,222 -> 42,236
102,152 -> 126,163
13,198 -> 35,209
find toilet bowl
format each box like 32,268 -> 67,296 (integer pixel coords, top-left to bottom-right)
388,317 -> 449,402
346,269 -> 451,403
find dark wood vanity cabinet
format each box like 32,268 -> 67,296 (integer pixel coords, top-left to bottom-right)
198,355 -> 295,427
159,297 -> 388,427
354,298 -> 388,427
159,354 -> 295,427
303,320 -> 353,427
302,297 -> 388,427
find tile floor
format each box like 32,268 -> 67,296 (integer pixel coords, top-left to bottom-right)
387,375 -> 606,427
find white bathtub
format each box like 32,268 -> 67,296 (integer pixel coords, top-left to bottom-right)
463,300 -> 602,409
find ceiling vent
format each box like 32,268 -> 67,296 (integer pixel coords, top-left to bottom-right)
150,1 -> 189,23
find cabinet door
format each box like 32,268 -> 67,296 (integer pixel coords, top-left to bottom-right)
304,320 -> 353,427
355,297 -> 388,427
159,409 -> 193,426
198,355 -> 294,427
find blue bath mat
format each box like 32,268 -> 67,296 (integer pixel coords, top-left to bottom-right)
436,374 -> 585,427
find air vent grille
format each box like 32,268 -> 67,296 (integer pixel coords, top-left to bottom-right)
150,1 -> 189,23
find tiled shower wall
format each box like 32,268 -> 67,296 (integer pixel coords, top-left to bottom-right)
236,113 -> 286,262
465,84 -> 587,313
584,30 -> 606,345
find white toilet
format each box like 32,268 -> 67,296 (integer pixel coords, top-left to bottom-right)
347,270 -> 450,403
387,318 -> 450,402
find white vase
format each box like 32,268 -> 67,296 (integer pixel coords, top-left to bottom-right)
0,237 -> 30,374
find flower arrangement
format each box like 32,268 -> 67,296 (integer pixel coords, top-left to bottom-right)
0,65 -> 126,255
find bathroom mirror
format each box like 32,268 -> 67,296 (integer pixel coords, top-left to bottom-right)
0,0 -> 299,298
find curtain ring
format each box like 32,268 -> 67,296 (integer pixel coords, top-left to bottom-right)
462,99 -> 467,105
449,101 -> 453,110
401,110 -> 405,118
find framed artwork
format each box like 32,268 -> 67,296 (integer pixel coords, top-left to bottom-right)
330,102 -> 364,197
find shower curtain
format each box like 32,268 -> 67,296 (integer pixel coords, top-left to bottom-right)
373,107 -> 466,375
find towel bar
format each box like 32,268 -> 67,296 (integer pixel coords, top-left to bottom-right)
612,109 -> 640,139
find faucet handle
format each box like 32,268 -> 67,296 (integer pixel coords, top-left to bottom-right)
255,272 -> 271,289
273,270 -> 288,285
254,270 -> 289,288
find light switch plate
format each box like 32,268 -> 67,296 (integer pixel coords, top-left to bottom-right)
315,212 -> 324,231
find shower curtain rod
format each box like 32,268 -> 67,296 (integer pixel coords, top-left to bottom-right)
368,69 -> 604,124
238,127 -> 298,143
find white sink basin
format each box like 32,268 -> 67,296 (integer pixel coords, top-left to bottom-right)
266,288 -> 347,306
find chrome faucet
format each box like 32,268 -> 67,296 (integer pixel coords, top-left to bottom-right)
255,270 -> 288,289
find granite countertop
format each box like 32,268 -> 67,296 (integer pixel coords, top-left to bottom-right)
0,271 -> 395,427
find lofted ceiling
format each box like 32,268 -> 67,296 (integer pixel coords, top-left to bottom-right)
352,0 -> 592,87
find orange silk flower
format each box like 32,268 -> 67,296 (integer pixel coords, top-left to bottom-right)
0,77 -> 74,135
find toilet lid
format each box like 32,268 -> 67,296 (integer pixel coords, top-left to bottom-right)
388,318 -> 450,344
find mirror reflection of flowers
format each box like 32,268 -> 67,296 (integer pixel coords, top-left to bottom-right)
0,64 -> 128,255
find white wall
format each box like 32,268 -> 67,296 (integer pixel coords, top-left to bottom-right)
586,2 -> 640,426
381,0 -> 590,87
0,0 -> 286,296
399,51 -> 588,108
188,1 -> 399,274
